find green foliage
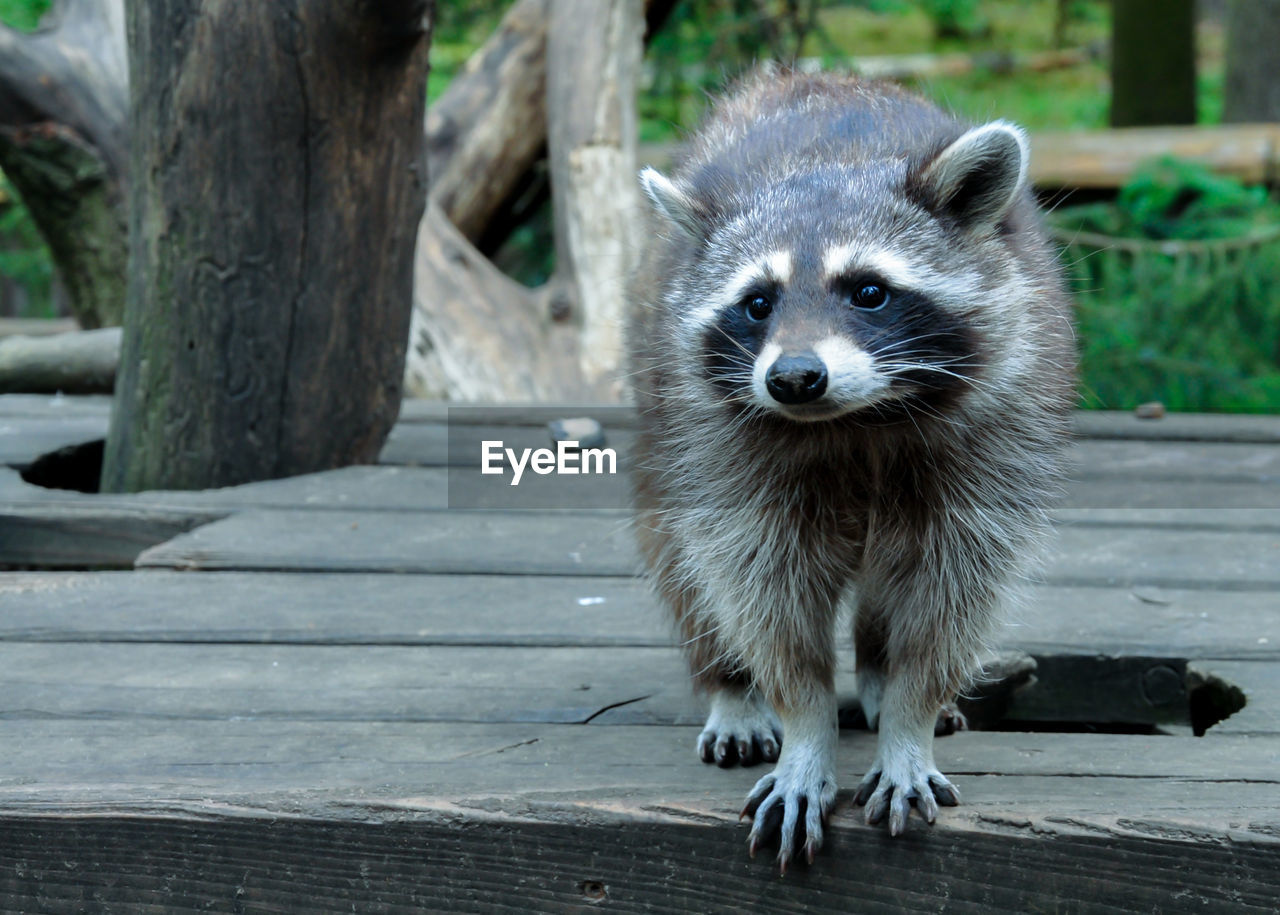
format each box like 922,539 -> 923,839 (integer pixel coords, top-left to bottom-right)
0,1 -> 56,317
1051,160 -> 1280,413
0,0 -> 50,31
0,175 -> 55,318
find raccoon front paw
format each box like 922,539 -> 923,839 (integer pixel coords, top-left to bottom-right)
741,751 -> 837,871
935,703 -> 968,736
853,754 -> 959,836
697,691 -> 782,767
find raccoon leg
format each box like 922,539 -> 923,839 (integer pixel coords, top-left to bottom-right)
741,687 -> 838,869
735,590 -> 842,868
851,558 -> 996,836
855,613 -> 967,736
635,509 -> 783,767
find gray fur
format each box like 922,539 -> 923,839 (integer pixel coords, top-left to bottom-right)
626,71 -> 1075,866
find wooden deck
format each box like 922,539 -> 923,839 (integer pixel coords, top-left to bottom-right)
1,394 -> 1278,912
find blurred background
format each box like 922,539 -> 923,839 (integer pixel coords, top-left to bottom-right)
4,0 -> 1278,412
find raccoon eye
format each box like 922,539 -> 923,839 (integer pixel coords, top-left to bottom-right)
743,295 -> 773,322
851,283 -> 889,311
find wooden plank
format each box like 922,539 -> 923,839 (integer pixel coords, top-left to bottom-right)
1073,410 -> 1280,444
1062,480 -> 1280,509
2,635 -> 1270,732
0,392 -> 113,418
133,509 -> 1280,590
0,505 -> 222,569
1,785 -> 1276,912
0,317 -> 79,339
394,401 -> 1280,445
0,571 -> 667,646
0,394 -> 1275,444
8,460 -> 1279,519
1,721 -> 1276,800
396,400 -> 640,428
0,724 -> 1276,910
1029,123 -> 1280,188
1,464 -> 453,512
2,572 -> 1275,661
0,642 -> 695,724
134,510 -> 637,576
1072,439 -> 1280,482
0,415 -> 108,467
384,421 -> 1280,479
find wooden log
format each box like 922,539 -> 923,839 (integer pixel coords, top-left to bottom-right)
426,0 -> 678,248
406,203 -> 586,400
0,327 -> 119,394
0,0 -> 127,176
0,318 -> 79,339
0,0 -> 128,329
426,0 -> 551,244
100,1 -> 433,492
1028,124 -> 1280,189
546,0 -> 644,398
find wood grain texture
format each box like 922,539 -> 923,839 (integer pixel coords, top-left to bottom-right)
2,399 -> 1279,907
132,507 -> 1280,590
2,571 -> 1274,660
100,1 -> 432,492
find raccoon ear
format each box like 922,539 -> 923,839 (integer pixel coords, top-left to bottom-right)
639,167 -> 706,238
913,121 -> 1029,231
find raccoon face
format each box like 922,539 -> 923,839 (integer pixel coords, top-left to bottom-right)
640,122 -> 1029,423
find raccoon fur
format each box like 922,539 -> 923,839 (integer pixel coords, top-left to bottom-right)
626,71 -> 1075,866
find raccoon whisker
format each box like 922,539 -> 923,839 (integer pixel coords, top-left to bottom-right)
875,361 -> 994,391
710,323 -> 763,365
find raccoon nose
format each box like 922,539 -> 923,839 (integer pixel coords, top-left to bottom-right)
765,353 -> 828,404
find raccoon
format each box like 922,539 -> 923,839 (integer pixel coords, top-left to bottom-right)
627,71 -> 1075,867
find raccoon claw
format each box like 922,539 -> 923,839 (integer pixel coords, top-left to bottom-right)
697,693 -> 782,768
742,763 -> 836,870
699,729 -> 780,767
854,764 -> 959,836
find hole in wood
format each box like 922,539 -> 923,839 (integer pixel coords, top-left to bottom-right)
840,653 -> 1246,737
18,438 -> 104,493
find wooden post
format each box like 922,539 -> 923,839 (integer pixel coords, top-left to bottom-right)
1223,0 -> 1280,124
1109,0 -> 1196,127
546,0 -> 645,399
100,1 -> 433,492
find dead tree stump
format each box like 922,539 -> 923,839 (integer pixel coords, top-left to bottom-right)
100,0 -> 433,492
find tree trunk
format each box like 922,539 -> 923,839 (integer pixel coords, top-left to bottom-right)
427,0 -> 550,245
1222,0 -> 1280,123
1109,0 -> 1196,127
100,1 -> 433,493
404,0 -> 648,402
546,0 -> 644,399
0,0 -> 128,328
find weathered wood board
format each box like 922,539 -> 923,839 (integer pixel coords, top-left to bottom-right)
1,571 -> 1275,659
131,508 -> 1280,592
1,396 -> 1278,911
